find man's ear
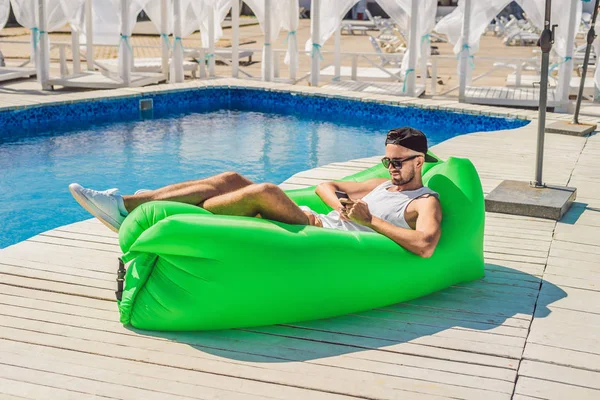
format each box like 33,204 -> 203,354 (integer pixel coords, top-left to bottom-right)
416,155 -> 424,169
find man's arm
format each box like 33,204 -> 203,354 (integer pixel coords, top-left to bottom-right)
315,179 -> 387,215
347,196 -> 442,258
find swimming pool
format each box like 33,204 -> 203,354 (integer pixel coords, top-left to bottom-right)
0,88 -> 528,248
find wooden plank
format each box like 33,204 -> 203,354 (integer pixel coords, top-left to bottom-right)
538,283 -> 600,315
383,303 -> 531,329
523,343 -> 600,372
26,235 -> 121,253
0,340 -> 356,400
519,360 -> 600,390
526,329 -> 600,355
1,241 -> 117,268
0,284 -> 115,311
0,256 -> 114,280
0,362 -> 194,400
0,273 -> 114,301
484,245 -> 548,259
0,323 -> 503,400
542,273 -> 600,291
0,305 -> 520,379
515,376 -> 600,400
39,230 -> 119,246
0,292 -> 116,321
534,306 -> 600,328
0,263 -> 114,290
0,376 -> 104,400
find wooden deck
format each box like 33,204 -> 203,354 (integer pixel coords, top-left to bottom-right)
464,86 -> 566,109
0,81 -> 599,399
323,80 -> 426,97
47,71 -> 166,90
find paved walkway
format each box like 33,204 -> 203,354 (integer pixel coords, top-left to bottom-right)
0,79 -> 599,399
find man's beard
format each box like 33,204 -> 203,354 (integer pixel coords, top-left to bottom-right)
391,169 -> 415,186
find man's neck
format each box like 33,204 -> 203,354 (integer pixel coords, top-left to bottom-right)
389,179 -> 423,192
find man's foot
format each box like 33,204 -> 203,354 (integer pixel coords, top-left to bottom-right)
69,183 -> 127,232
135,189 -> 151,195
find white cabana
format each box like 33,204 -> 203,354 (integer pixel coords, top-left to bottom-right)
144,0 -> 200,81
218,0 -> 298,82
435,0 -> 581,107
43,0 -> 163,89
0,0 -> 38,82
306,0 -> 436,96
10,0 -> 72,85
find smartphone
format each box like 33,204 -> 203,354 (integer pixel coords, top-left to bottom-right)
335,190 -> 349,200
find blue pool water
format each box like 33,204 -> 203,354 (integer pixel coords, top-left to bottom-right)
0,89 -> 528,248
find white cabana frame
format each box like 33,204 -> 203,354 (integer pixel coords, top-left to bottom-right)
306,0 -> 433,97
44,0 -> 164,90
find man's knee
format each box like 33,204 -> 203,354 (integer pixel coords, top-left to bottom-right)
247,183 -> 283,200
219,171 -> 251,186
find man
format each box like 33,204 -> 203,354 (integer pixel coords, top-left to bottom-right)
70,127 -> 442,258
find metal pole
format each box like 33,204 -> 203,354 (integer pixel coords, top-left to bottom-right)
573,0 -> 600,124
532,0 -> 554,188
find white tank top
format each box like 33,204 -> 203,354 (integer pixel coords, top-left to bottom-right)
305,181 -> 438,232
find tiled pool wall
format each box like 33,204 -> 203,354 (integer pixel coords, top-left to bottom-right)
0,87 -> 529,135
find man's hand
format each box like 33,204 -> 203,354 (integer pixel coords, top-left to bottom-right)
337,198 -> 354,221
345,200 -> 373,226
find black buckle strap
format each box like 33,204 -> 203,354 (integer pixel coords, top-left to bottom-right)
116,258 -> 126,301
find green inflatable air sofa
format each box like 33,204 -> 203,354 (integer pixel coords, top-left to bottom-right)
117,155 -> 485,331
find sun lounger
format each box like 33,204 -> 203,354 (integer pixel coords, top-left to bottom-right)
186,48 -> 254,64
320,66 -> 402,79
0,67 -> 36,82
95,58 -> 199,76
369,36 -> 403,67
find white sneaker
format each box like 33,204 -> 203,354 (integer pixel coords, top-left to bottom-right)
69,183 -> 127,232
134,189 -> 151,195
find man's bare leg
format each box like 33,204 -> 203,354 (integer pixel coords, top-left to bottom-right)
123,172 -> 253,213
203,183 -> 310,226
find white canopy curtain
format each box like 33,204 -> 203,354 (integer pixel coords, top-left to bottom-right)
376,0 -> 437,87
66,0 -> 149,83
144,0 -> 200,80
0,0 -> 10,31
593,10 -> 600,91
304,0 -> 357,60
11,0 -> 71,83
243,0 -> 286,80
305,0 -> 437,91
281,0 -> 299,79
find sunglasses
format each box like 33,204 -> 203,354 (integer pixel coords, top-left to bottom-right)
381,155 -> 421,169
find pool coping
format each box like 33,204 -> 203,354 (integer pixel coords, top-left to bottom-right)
1,78 -> 596,125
